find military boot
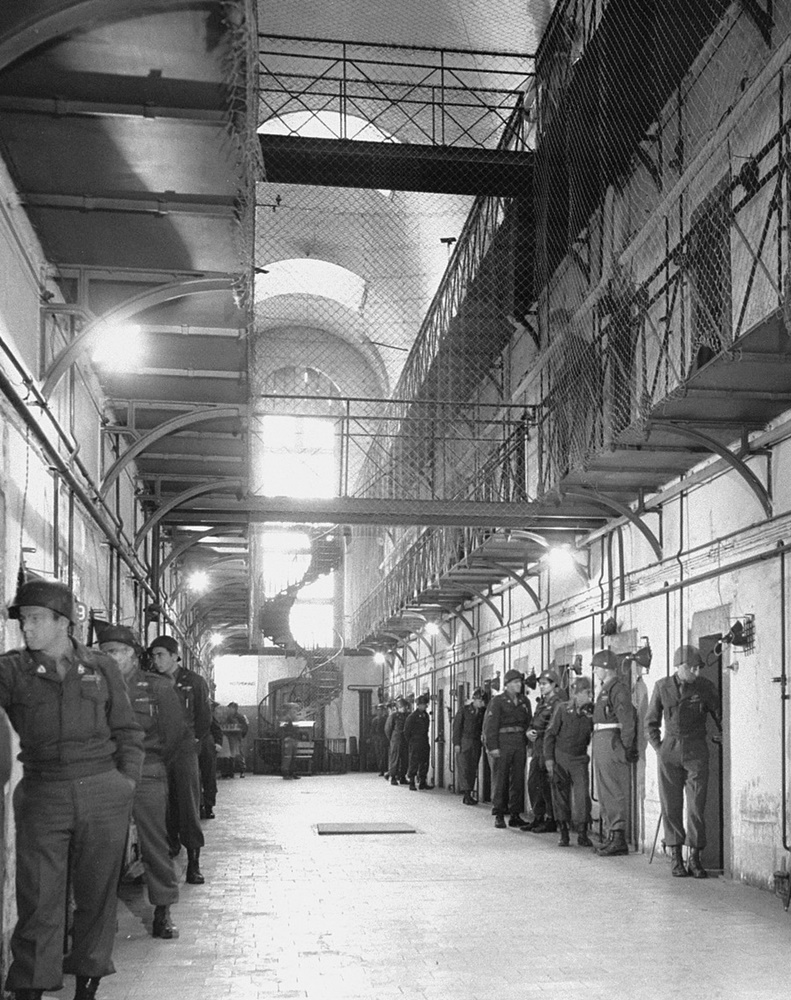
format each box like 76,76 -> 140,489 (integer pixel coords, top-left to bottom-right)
74,977 -> 101,1000
418,781 -> 429,790
557,823 -> 570,847
671,846 -> 690,877
576,823 -> 593,847
687,848 -> 708,879
597,830 -> 629,856
408,778 -> 417,791
186,848 -> 205,884
508,814 -> 526,827
153,904 -> 176,938
390,777 -> 398,785
494,813 -> 506,829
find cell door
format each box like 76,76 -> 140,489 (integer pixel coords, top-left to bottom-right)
697,634 -> 724,872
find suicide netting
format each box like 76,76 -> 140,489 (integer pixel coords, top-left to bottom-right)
250,1 -> 791,639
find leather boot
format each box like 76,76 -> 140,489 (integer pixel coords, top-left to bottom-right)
687,848 -> 708,879
494,813 -> 506,828
74,977 -> 101,1000
671,845 -> 690,877
597,829 -> 629,856
390,777 -> 398,785
418,781 -> 429,790
508,814 -> 526,827
557,823 -> 570,847
14,990 -> 43,999
576,823 -> 593,847
153,904 -> 176,938
186,848 -> 205,884
408,778 -> 417,791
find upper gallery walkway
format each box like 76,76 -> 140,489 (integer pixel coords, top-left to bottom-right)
82,772 -> 788,1000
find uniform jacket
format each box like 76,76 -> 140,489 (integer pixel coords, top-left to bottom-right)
369,713 -> 388,744
530,691 -> 564,745
646,674 -> 722,754
404,708 -> 430,746
544,700 -> 593,761
124,666 -> 189,768
593,676 -> 637,750
385,711 -> 406,744
482,692 -> 532,752
0,640 -> 144,782
169,665 -> 212,743
224,709 -> 249,738
452,703 -> 484,748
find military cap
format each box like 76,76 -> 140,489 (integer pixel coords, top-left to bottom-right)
591,649 -> 619,671
149,635 -> 180,657
503,669 -> 523,684
97,624 -> 140,650
539,670 -> 560,686
673,644 -> 703,668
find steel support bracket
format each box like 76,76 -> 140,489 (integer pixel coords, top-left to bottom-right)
564,488 -> 663,562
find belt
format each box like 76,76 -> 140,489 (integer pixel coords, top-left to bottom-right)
499,726 -> 524,733
593,723 -> 620,731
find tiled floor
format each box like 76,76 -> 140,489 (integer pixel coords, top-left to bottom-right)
56,773 -> 789,999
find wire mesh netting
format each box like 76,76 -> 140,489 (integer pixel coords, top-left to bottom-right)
250,1 -> 791,643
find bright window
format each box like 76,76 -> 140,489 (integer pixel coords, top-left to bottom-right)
255,258 -> 366,313
256,414 -> 336,498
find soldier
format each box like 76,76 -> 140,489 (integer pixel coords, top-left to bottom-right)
385,697 -> 409,785
522,670 -> 564,832
223,701 -> 249,777
452,688 -> 486,805
544,675 -> 594,847
370,703 -> 390,776
404,694 -> 431,790
98,625 -> 186,939
591,649 -> 639,857
0,579 -> 143,1000
646,644 -> 723,878
148,635 -> 211,885
483,669 -> 532,828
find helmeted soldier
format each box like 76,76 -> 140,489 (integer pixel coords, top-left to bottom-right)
483,669 -> 533,828
452,688 -> 486,805
544,675 -> 594,847
148,635 -> 211,885
591,649 -> 638,857
646,643 -> 722,878
404,694 -> 431,790
522,670 -> 564,833
0,579 -> 144,1000
98,624 -> 188,939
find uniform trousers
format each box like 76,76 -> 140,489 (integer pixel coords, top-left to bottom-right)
375,738 -> 389,774
456,742 -> 481,793
592,730 -> 631,833
281,736 -> 297,776
6,769 -> 133,991
406,742 -> 430,783
657,737 -> 710,849
490,734 -> 526,816
198,735 -> 218,810
388,735 -> 407,780
166,748 -> 204,854
527,753 -> 554,820
549,749 -> 591,826
134,762 -> 179,906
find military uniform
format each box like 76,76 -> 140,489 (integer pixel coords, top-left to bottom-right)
452,702 -> 484,794
526,690 -> 563,826
369,710 -> 389,775
124,666 -> 187,910
385,709 -> 408,783
544,699 -> 593,828
592,674 -> 637,840
483,690 -> 532,819
0,641 -> 143,993
646,673 -> 721,852
404,706 -> 430,788
165,665 -> 211,857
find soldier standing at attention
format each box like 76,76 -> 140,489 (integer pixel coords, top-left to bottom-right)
98,625 -> 187,939
591,649 -> 639,857
404,694 -> 431,790
646,644 -> 722,878
544,675 -> 594,847
483,669 -> 532,828
522,670 -> 564,833
148,635 -> 211,886
452,688 -> 486,805
385,697 -> 409,785
0,579 -> 143,1000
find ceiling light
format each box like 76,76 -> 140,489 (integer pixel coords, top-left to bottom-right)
92,323 -> 142,370
373,651 -> 386,665
424,621 -> 440,637
187,570 -> 209,593
547,546 -> 575,573
209,633 -> 224,647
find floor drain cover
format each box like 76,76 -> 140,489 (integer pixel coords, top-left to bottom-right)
316,822 -> 416,835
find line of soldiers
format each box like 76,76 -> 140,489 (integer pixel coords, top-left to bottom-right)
370,694 -> 433,790
0,579 -> 213,1000
378,645 -> 722,877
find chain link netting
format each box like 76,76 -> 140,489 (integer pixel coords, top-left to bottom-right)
249,1 -> 791,644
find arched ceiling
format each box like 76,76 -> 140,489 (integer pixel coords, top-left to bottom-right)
0,0 -> 549,653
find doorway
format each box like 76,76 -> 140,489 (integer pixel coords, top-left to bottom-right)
697,634 -> 725,872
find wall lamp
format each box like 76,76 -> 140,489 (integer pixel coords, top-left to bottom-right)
716,615 -> 754,655
622,637 -> 653,673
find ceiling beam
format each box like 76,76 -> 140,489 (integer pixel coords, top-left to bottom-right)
22,192 -> 237,217
0,94 -> 228,124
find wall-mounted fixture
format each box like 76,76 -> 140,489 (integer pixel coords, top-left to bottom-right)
718,615 -> 754,654
622,637 -> 652,673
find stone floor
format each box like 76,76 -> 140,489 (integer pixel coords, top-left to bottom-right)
55,773 -> 789,999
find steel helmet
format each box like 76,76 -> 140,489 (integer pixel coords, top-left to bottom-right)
7,578 -> 78,625
591,649 -> 619,671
